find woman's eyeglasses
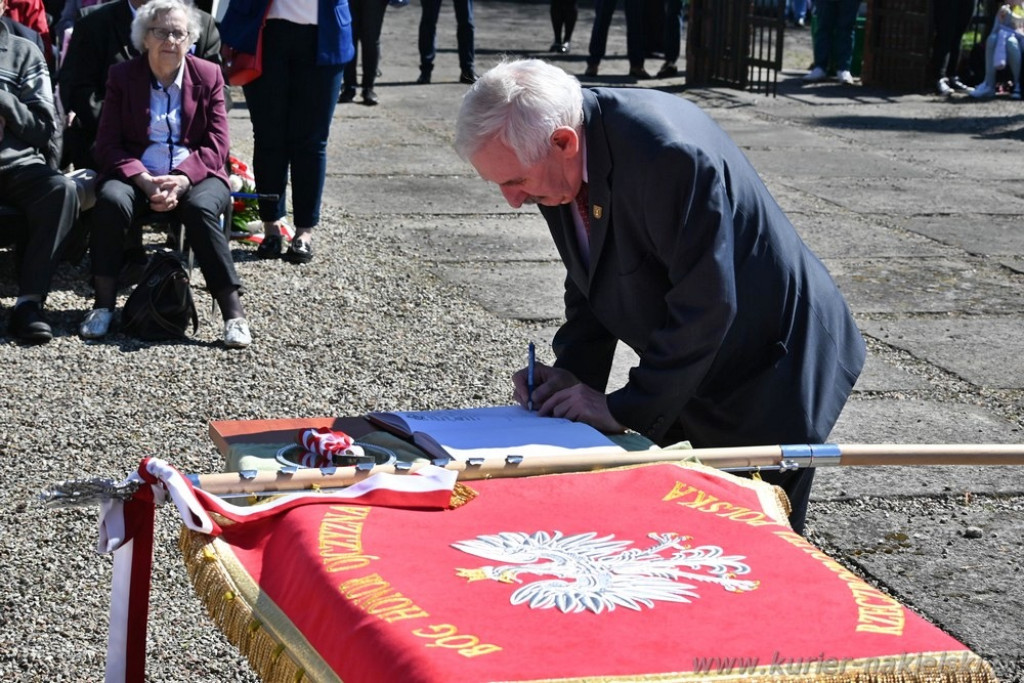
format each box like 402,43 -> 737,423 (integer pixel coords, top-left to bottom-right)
147,27 -> 189,43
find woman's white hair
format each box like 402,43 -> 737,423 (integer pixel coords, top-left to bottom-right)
131,0 -> 201,53
455,58 -> 584,167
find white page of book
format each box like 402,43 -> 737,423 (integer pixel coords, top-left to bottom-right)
390,406 -> 625,461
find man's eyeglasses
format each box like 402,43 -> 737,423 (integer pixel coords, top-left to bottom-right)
147,27 -> 189,43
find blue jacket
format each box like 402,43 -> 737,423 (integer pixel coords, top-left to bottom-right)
219,0 -> 353,66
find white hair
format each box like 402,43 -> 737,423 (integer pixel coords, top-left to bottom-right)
455,58 -> 584,167
131,0 -> 201,53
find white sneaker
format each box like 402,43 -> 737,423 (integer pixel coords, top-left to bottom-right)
970,82 -> 995,99
936,77 -> 953,96
224,317 -> 252,349
803,66 -> 827,82
80,308 -> 114,339
836,70 -> 854,85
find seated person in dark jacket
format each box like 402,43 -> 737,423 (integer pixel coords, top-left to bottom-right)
0,0 -> 80,343
56,0 -> 220,170
79,0 -> 250,349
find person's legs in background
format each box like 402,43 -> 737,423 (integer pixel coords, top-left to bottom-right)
549,0 -> 577,52
417,0 -> 442,83
624,0 -> 648,78
657,0 -> 683,77
805,0 -> 837,81
971,31 -> 1001,97
1008,34 -> 1023,97
453,0 -> 476,82
936,0 -> 976,94
585,0 -> 617,75
829,0 -> 860,82
283,49 -> 344,263
4,165 -> 78,343
339,0 -> 364,102
177,177 -> 249,348
788,0 -> 809,27
244,20 -> 295,259
359,0 -> 388,103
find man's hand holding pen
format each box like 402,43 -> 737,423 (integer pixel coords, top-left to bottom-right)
513,361 -> 627,434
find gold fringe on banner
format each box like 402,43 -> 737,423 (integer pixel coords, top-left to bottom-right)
179,527 -> 341,683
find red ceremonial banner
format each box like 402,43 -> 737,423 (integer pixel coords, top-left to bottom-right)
179,463 -> 995,683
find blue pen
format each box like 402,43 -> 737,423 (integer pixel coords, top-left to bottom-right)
527,341 -> 536,411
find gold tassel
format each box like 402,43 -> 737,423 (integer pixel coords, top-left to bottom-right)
178,527 -> 313,683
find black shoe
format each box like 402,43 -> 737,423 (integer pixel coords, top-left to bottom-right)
9,300 -> 52,344
256,233 -> 283,260
558,41 -> 570,54
656,62 -> 679,78
416,69 -> 432,84
284,238 -> 313,264
629,66 -> 652,80
459,70 -> 478,85
338,85 -> 357,103
362,88 -> 378,106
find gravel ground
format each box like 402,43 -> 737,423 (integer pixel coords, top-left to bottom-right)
0,194 -> 532,681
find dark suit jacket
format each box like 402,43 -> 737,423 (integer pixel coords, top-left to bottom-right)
539,88 -> 865,449
57,0 -> 221,151
94,54 -> 229,187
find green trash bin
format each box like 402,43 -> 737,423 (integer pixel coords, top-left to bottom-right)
810,14 -> 867,77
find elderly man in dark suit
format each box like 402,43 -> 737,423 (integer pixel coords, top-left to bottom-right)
56,0 -> 220,171
455,58 -> 866,533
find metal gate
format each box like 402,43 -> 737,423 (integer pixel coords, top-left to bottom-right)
685,0 -> 786,96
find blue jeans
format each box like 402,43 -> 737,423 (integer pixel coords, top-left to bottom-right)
243,20 -> 344,229
788,0 -> 809,22
418,0 -> 475,73
812,0 -> 859,72
587,0 -> 645,68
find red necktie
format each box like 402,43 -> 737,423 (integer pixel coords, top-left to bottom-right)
575,183 -> 591,237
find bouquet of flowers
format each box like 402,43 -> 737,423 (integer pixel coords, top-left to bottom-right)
227,156 -> 294,244
228,156 -> 261,241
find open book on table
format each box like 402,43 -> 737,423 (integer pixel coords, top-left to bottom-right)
366,405 -> 625,463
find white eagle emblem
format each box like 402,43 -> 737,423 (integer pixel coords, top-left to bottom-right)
453,531 -> 758,614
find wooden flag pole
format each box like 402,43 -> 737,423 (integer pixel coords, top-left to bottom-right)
187,443 -> 1024,498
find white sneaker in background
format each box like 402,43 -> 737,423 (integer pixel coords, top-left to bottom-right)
836,70 -> 854,85
80,308 -> 114,339
224,317 -> 252,349
803,66 -> 827,82
936,77 -> 954,96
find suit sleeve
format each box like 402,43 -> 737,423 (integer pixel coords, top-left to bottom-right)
173,65 -> 229,183
197,14 -> 223,65
605,145 -> 738,442
552,273 -> 618,393
93,67 -> 146,178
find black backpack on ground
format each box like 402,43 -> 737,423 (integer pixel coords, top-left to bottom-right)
121,249 -> 199,340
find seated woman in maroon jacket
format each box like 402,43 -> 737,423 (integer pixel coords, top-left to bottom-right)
79,0 -> 251,349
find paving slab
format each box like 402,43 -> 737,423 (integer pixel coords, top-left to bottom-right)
378,214 -> 558,262
900,215 -> 1024,256
827,258 -> 1024,314
859,317 -> 1024,389
788,213 -> 952,259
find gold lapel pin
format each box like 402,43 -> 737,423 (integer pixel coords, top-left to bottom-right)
593,205 -> 603,220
